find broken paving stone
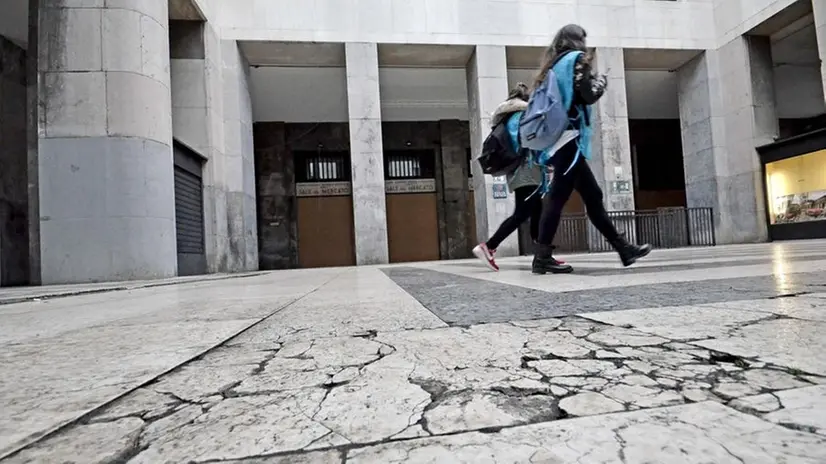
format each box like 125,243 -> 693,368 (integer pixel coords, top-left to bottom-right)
762,385 -> 826,436
550,385 -> 568,396
235,363 -> 336,394
713,381 -> 763,400
424,391 -> 563,435
509,319 -> 563,330
223,450 -> 342,463
528,360 -> 586,377
596,350 -> 625,359
329,366 -> 362,385
153,363 -> 255,401
621,375 -> 660,387
656,377 -> 680,388
683,388 -> 718,403
315,370 -> 431,443
391,424 -> 430,439
523,331 -> 599,359
6,418 -> 144,464
741,369 -> 812,390
198,346 -> 277,366
140,404 -> 204,446
131,391 -> 337,462
586,327 -> 668,347
93,388 -> 178,422
552,376 -> 609,390
602,384 -> 684,409
558,392 -> 624,416
625,360 -> 657,374
730,394 -> 782,414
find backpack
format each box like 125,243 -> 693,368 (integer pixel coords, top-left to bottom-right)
476,120 -> 523,177
518,61 -> 573,152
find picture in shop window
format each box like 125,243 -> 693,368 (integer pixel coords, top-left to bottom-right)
766,149 -> 826,224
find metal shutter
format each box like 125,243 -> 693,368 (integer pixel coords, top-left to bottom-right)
174,143 -> 206,275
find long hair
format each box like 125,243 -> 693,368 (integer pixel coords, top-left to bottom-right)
508,82 -> 530,102
532,24 -> 588,90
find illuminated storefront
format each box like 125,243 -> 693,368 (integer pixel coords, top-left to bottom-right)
758,129 -> 826,241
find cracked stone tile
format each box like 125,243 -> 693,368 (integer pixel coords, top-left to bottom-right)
620,374 -> 660,387
314,366 -> 431,443
423,390 -> 563,435
711,297 -> 826,323
740,369 -> 812,390
509,319 -> 563,330
557,317 -> 607,338
131,391 -> 344,462
683,388 -> 717,403
5,418 -> 144,464
583,306 -> 771,340
693,318 -> 826,376
152,364 -> 255,401
92,388 -> 178,422
712,381 -> 763,400
139,404 -> 204,446
346,402 -> 826,463
329,366 -> 361,384
198,346 -> 278,367
558,392 -> 624,416
595,349 -> 625,359
523,331 -> 600,358
220,450 -> 342,463
730,393 -> 783,414
656,377 -> 679,388
552,376 -> 609,390
391,424 -> 430,439
585,327 -> 669,347
235,359 -> 337,394
761,385 -> 826,436
602,384 -> 684,409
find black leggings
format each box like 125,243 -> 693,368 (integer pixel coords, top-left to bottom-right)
486,185 -> 542,250
537,141 -> 620,245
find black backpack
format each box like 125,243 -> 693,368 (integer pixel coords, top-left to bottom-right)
476,121 -> 523,177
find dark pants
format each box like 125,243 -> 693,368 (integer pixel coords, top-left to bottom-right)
537,141 -> 620,245
486,185 -> 542,250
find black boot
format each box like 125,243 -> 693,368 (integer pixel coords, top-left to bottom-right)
611,234 -> 652,267
532,244 -> 573,274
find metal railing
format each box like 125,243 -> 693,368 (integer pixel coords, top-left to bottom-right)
555,207 -> 715,253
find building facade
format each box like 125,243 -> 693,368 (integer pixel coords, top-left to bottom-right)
1,0 -> 825,285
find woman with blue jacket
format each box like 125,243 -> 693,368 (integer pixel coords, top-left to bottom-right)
529,24 -> 651,274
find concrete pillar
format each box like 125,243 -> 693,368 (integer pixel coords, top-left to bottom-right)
813,0 -> 826,104
437,120 -> 471,259
0,35 -> 29,286
37,0 -> 176,283
677,36 -> 777,244
345,42 -> 389,265
591,48 -> 635,212
466,45 -> 518,256
254,121 -> 297,270
222,40 -> 259,271
585,48 -> 635,249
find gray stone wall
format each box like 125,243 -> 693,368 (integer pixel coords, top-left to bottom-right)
437,120 -> 472,259
0,35 -> 28,286
254,121 -> 296,270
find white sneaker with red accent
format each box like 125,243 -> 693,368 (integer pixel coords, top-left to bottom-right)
472,243 -> 499,271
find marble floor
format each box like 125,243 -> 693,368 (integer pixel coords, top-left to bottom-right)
2,241 -> 826,463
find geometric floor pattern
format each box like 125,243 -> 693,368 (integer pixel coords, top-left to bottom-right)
2,240 -> 826,462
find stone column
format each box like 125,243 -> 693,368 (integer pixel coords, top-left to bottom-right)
813,0 -> 826,104
466,45 -> 517,256
37,0 -> 176,283
438,120 -> 471,259
345,42 -> 389,265
677,36 -> 777,244
588,48 -> 635,248
222,40 -> 258,271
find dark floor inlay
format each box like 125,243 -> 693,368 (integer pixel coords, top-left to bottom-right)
382,267 -> 826,326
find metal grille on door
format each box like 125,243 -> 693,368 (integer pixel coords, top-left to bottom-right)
173,143 -> 206,276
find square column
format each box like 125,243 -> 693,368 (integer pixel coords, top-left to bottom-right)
677,36 -> 777,244
589,48 -> 635,249
466,45 -> 517,256
591,48 -> 635,212
345,43 -> 389,265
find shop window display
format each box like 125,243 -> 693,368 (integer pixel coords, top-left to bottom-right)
765,149 -> 826,224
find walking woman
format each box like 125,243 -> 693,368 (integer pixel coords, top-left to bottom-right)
473,83 -> 564,271
530,24 -> 651,274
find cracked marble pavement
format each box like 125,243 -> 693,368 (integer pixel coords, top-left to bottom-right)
3,241 -> 826,462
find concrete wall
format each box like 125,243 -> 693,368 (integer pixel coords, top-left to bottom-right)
210,0 -> 715,49
0,34 -> 28,286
